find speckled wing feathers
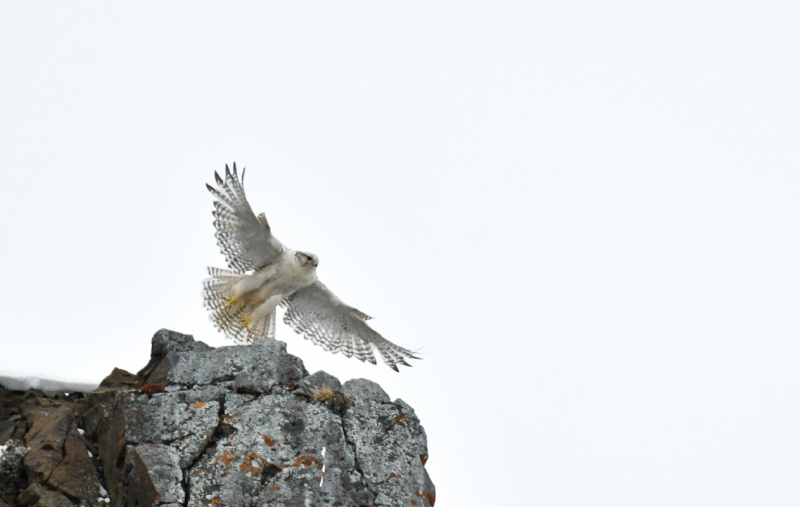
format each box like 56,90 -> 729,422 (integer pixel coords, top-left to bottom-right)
205,163 -> 419,370
282,281 -> 419,371
207,163 -> 284,273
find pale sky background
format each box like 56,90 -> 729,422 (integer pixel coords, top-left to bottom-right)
1,2 -> 799,506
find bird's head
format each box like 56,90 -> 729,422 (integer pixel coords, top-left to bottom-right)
295,251 -> 319,270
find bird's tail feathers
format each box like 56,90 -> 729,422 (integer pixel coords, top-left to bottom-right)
203,267 -> 276,343
247,310 -> 277,342
203,267 -> 248,342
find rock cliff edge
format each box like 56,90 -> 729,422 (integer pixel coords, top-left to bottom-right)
0,329 -> 435,507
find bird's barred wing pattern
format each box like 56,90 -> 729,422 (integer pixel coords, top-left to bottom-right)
206,163 -> 284,273
202,267 -> 277,343
282,281 -> 418,371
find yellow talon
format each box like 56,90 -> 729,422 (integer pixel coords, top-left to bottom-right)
225,295 -> 239,307
242,315 -> 252,330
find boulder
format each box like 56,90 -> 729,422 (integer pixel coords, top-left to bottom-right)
21,402 -> 101,505
0,329 -> 435,507
16,483 -> 75,507
125,444 -> 184,506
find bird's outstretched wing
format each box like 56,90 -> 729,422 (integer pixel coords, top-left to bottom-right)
206,163 -> 285,273
282,281 -> 419,371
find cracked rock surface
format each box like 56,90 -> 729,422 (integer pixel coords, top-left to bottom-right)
0,329 -> 435,507
0,390 -> 104,507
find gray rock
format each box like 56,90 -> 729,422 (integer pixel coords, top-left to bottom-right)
295,370 -> 343,393
97,387 -> 221,507
11,329 -> 435,507
293,371 -> 351,417
109,391 -> 220,469
153,328 -> 215,355
188,393 -> 372,507
144,338 -> 306,394
342,378 -> 391,403
137,329 -> 214,384
138,330 -> 309,395
126,444 -> 184,506
343,380 -> 434,506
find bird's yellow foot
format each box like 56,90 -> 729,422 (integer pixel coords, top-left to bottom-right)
225,295 -> 239,307
242,315 -> 252,330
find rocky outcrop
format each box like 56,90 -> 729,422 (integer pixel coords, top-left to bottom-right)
0,385 -> 104,507
0,330 -> 435,507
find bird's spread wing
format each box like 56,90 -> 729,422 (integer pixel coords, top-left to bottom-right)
206,163 -> 284,273
282,281 -> 419,371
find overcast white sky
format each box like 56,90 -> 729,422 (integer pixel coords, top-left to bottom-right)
1,2 -> 799,506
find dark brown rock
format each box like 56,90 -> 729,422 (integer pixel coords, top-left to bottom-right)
92,368 -> 141,395
0,415 -> 26,445
17,483 -> 75,507
47,427 -> 100,503
22,405 -> 72,483
20,402 -> 101,504
0,420 -> 15,444
0,386 -> 24,444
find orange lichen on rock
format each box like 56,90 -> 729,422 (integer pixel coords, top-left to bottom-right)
194,401 -> 207,409
243,453 -> 266,465
211,500 -> 220,505
216,450 -> 236,465
239,454 -> 265,476
422,490 -> 436,506
239,461 -> 262,475
263,435 -> 275,446
293,455 -> 323,470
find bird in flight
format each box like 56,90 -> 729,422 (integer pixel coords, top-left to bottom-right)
202,163 -> 419,371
